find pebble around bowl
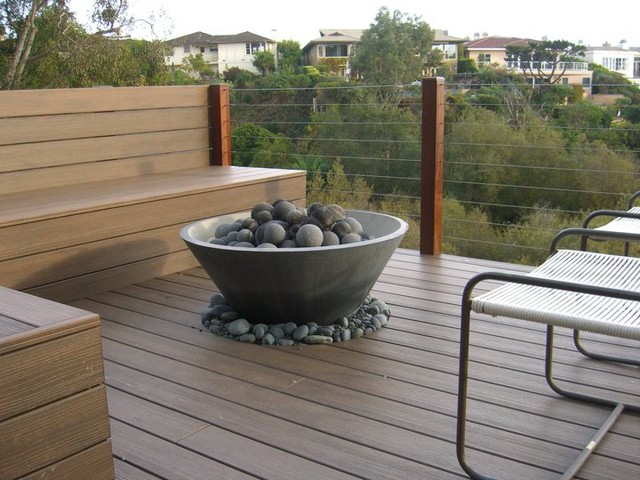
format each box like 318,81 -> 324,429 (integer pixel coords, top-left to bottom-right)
180,210 -> 408,326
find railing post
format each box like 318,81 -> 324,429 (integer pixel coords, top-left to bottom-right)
208,84 -> 232,166
420,77 -> 445,255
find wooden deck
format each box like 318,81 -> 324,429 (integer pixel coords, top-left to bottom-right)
68,249 -> 640,480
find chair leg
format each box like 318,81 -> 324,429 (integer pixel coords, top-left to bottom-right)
560,404 -> 625,480
456,301 -> 496,480
545,325 -> 630,478
457,321 -> 638,479
573,330 -> 640,366
545,325 -> 630,408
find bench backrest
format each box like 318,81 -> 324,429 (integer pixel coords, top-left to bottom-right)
0,85 -> 231,195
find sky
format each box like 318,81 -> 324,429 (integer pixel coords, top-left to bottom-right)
69,0 -> 640,49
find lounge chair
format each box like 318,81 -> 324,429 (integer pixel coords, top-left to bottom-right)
456,227 -> 640,479
581,190 -> 640,254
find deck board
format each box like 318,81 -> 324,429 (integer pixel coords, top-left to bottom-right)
70,249 -> 640,479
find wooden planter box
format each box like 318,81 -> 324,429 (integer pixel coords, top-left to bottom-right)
0,287 -> 114,479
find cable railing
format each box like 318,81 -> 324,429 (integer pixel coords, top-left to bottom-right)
228,79 -> 640,265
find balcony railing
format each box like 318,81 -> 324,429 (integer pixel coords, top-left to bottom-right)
228,79 -> 640,266
506,61 -> 590,72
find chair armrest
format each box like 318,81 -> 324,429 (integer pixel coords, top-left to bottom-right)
550,227 -> 640,253
628,191 -> 640,209
583,209 -> 640,228
464,269 -> 640,307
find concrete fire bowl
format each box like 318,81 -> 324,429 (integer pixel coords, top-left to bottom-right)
180,210 -> 408,326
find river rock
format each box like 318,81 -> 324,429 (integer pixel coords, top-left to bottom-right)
305,335 -> 334,345
226,318 -> 251,336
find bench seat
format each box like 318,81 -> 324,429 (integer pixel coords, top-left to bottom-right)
1,165 -> 305,302
0,287 -> 114,479
0,85 -> 306,302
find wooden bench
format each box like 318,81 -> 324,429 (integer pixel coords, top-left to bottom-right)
0,286 -> 114,479
0,85 -> 306,302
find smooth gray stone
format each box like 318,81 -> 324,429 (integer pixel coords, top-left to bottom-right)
261,333 -> 276,345
305,335 -> 334,344
226,318 -> 251,336
292,325 -> 310,341
238,334 -> 257,343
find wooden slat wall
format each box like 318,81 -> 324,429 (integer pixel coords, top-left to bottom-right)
0,86 -> 213,193
1,386 -> 111,479
0,288 -> 114,479
0,326 -> 104,420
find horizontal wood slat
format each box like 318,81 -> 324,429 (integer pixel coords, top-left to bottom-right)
0,150 -> 212,195
1,167 -> 303,228
0,386 -> 111,479
0,286 -> 98,329
25,250 -> 199,302
0,85 -> 210,118
1,128 -> 210,174
20,441 -> 115,480
0,106 -> 209,146
2,224 -> 186,291
0,326 -> 104,421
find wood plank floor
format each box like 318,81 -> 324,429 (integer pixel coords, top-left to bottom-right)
69,249 -> 640,480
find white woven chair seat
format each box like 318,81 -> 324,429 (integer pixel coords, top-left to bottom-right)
596,206 -> 640,234
472,249 -> 640,340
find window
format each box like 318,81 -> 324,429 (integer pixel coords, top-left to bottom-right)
561,77 -> 569,85
478,53 -> 491,65
325,44 -> 348,57
246,42 -> 266,55
317,45 -> 324,57
184,46 -> 191,54
435,44 -> 457,60
602,57 -> 627,71
582,77 -> 591,87
200,47 -> 205,53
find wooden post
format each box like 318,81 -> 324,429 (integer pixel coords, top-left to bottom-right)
420,77 -> 445,255
208,84 -> 232,166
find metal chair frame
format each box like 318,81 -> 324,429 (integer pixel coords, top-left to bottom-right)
456,228 -> 640,480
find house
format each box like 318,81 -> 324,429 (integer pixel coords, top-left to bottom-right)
464,35 -> 532,68
165,31 -> 276,76
302,28 -> 465,79
302,29 -> 364,78
429,29 -> 467,75
464,35 -> 593,95
585,42 -> 640,85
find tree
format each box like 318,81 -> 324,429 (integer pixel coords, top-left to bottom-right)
1,0 -> 159,89
308,93 -> 422,196
457,57 -> 478,74
182,53 -> 214,81
252,50 -> 275,75
351,7 -> 434,91
90,0 -> 133,36
505,39 -> 586,86
277,39 -> 302,72
231,123 -> 293,168
1,0 -> 62,88
591,63 -> 640,124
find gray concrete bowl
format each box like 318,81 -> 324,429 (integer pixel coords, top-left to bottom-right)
180,210 -> 408,325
